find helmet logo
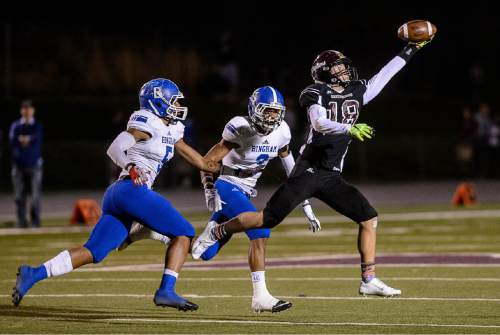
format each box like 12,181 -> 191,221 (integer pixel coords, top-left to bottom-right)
311,61 -> 326,72
153,87 -> 163,99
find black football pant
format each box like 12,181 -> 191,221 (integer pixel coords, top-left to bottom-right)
263,158 -> 377,228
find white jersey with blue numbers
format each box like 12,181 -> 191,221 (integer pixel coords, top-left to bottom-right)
219,116 -> 291,195
118,109 -> 184,189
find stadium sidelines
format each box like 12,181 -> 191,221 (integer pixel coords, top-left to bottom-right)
1,293 -> 499,302
1,209 -> 500,236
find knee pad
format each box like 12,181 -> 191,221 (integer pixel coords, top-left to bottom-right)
246,228 -> 271,240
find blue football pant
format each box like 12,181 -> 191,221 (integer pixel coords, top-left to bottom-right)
201,179 -> 270,261
84,179 -> 195,263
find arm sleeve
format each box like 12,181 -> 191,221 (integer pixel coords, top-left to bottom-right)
362,56 -> 406,105
308,104 -> 351,134
106,131 -> 136,169
280,151 -> 295,176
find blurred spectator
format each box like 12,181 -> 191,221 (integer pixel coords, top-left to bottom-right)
0,128 -> 3,186
456,107 -> 477,177
217,32 -> 240,95
473,103 -> 493,177
469,63 -> 485,103
489,115 -> 500,178
8,100 -> 43,228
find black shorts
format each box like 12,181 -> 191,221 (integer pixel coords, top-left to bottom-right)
263,158 -> 378,228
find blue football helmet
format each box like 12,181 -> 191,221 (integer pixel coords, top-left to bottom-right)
139,78 -> 187,123
248,86 -> 286,135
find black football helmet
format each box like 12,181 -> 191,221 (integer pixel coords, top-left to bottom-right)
311,50 -> 358,85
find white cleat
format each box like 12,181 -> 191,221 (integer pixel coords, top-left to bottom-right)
191,221 -> 219,260
252,295 -> 293,313
359,278 -> 402,297
118,222 -> 171,251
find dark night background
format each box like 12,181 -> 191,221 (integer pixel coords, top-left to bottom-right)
1,5 -> 498,190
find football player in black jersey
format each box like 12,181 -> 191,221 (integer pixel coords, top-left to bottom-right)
193,40 -> 431,297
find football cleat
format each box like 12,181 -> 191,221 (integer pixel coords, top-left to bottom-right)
12,265 -> 38,306
252,295 -> 293,313
191,220 -> 219,260
118,222 -> 171,251
153,289 -> 198,311
359,277 -> 401,297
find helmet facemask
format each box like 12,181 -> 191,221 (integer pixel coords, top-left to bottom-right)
148,88 -> 188,124
331,59 -> 358,85
250,104 -> 285,135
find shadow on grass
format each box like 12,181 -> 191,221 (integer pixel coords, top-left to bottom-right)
0,303 -> 255,323
0,303 -> 117,319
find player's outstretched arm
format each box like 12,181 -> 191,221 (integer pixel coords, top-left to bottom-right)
363,40 -> 432,105
199,139 -> 237,212
175,139 -> 220,173
278,146 -> 321,232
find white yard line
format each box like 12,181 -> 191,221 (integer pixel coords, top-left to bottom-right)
3,277 -> 500,283
2,209 -> 500,236
81,317 -> 500,329
1,293 -> 499,302
79,264 -> 500,272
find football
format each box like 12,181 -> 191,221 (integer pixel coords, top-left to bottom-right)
398,20 -> 437,42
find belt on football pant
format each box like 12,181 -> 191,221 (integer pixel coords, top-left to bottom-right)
220,165 -> 263,178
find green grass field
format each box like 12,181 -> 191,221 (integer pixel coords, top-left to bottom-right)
1,206 -> 500,334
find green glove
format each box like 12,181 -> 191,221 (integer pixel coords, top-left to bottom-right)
349,123 -> 374,142
411,35 -> 434,49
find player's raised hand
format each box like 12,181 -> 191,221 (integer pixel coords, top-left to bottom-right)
127,164 -> 149,187
204,186 -> 223,212
410,36 -> 434,49
349,123 -> 374,142
302,200 -> 321,233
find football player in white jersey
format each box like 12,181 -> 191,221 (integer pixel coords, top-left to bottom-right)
123,86 -> 320,313
12,78 -> 220,311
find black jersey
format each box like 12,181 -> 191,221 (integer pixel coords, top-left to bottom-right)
299,80 -> 368,172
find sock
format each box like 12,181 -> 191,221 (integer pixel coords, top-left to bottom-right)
251,271 -> 271,297
43,250 -> 73,278
150,231 -> 171,245
32,265 -> 48,282
159,269 -> 178,292
361,262 -> 376,283
213,224 -> 228,240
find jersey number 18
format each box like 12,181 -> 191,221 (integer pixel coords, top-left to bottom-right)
327,100 -> 360,125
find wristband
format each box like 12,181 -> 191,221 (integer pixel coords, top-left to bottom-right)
125,162 -> 136,171
397,45 -> 419,62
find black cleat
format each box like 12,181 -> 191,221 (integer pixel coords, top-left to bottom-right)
271,300 -> 293,313
12,287 -> 22,307
252,298 -> 293,313
153,290 -> 199,311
